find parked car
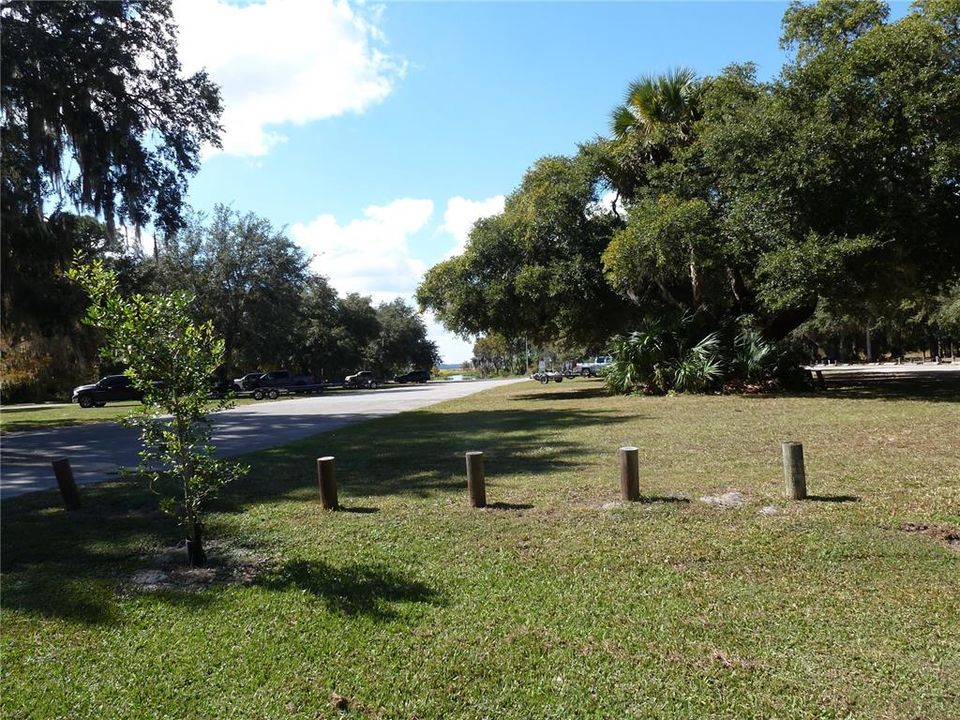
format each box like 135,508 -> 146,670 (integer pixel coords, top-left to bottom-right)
72,374 -> 143,408
395,369 -> 430,384
574,355 -> 612,377
344,370 -> 381,389
233,371 -> 265,391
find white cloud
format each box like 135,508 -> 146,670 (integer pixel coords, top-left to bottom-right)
291,193 -> 510,364
173,0 -> 404,157
440,195 -> 505,257
424,313 -> 475,366
291,198 -> 434,303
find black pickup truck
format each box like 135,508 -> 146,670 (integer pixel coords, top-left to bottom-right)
72,375 -> 144,408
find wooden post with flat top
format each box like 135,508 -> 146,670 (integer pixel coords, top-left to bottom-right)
51,458 -> 81,511
317,456 -> 339,510
781,442 -> 807,500
619,446 -> 640,501
466,451 -> 486,508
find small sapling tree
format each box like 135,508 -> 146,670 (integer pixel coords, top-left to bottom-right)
69,258 -> 247,566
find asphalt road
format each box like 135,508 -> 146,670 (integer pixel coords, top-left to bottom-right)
0,379 -> 524,499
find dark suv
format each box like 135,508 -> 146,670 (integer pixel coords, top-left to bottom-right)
344,370 -> 381,389
72,375 -> 143,408
395,370 -> 430,383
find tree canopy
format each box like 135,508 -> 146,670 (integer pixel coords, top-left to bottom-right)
154,206 -> 310,379
1,0 -> 222,237
1,0 -> 224,393
419,0 -> 960,366
417,150 -> 637,349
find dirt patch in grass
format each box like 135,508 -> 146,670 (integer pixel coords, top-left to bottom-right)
700,490 -> 746,508
129,542 -> 275,592
899,522 -> 960,552
665,647 -> 761,672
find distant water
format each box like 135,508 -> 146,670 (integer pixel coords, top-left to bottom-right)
438,363 -> 464,370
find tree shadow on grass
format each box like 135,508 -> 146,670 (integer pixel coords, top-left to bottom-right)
1,483 -> 217,625
256,559 -> 443,621
227,406 -> 632,505
2,572 -> 122,625
743,370 -> 960,403
485,502 -> 534,511
639,495 -> 691,504
818,371 -> 960,402
1,404 -> 628,623
806,494 -> 860,503
510,385 -> 609,402
2,418 -> 102,433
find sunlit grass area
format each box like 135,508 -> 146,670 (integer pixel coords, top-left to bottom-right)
2,380 -> 958,718
0,395 -> 307,433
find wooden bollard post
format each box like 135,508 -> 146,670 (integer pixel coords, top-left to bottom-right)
317,456 -> 339,510
465,451 -> 486,508
781,442 -> 807,500
51,458 -> 81,511
619,446 -> 640,501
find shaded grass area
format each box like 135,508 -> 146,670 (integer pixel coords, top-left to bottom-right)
2,380 -> 959,719
818,368 -> 960,402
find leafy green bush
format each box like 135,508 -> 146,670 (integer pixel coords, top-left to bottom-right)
69,258 -> 247,566
672,332 -> 724,392
606,317 -> 809,395
731,328 -> 775,382
604,326 -> 667,395
605,318 -> 724,395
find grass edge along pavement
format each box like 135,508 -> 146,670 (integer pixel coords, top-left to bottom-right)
0,378 -> 491,434
1,389 -> 350,434
2,379 -> 959,719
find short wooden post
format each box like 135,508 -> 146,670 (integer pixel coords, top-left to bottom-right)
466,451 -> 486,508
619,446 -> 640,501
781,442 -> 807,500
317,456 -> 339,510
51,458 -> 81,511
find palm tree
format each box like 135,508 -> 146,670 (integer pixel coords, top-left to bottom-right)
609,68 -> 710,308
610,67 -> 704,159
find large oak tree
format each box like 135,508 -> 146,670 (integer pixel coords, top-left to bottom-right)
1,0 -> 222,334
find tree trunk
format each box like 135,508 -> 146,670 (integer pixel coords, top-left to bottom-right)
727,266 -> 752,315
689,258 -> 703,309
186,522 -> 206,567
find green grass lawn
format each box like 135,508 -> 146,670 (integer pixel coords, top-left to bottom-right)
0,395 -> 307,433
2,380 -> 958,718
0,400 -> 148,433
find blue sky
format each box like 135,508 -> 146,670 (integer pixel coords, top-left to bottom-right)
171,0 -> 901,363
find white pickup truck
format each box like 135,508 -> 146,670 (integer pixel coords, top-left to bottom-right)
574,355 -> 612,377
